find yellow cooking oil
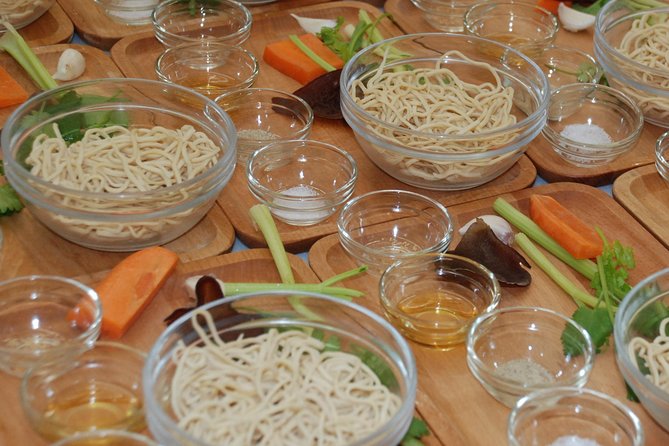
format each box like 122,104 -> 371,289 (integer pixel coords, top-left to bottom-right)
477,33 -> 542,62
180,72 -> 241,98
38,381 -> 144,441
388,286 -> 486,349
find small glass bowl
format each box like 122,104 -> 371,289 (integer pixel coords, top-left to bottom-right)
51,429 -> 158,446
21,341 -> 147,442
466,306 -> 595,408
536,45 -> 603,91
655,130 -> 669,183
542,83 -> 644,167
93,0 -> 158,26
0,0 -> 55,31
155,41 -> 258,99
464,1 -> 559,59
0,275 -> 101,377
247,140 -> 358,226
409,0 -> 479,32
508,387 -> 644,446
337,190 -> 454,274
152,0 -> 252,48
215,88 -> 314,165
379,253 -> 500,350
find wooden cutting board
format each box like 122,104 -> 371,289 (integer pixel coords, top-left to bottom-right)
385,0 -> 664,186
20,2 -> 73,47
0,248 -> 318,446
111,1 -> 537,253
308,182 -> 669,445
0,44 -> 123,129
613,164 -> 669,249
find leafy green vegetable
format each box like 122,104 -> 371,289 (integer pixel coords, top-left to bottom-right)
350,344 -> 397,389
288,34 -> 337,72
0,21 -> 57,90
400,417 -> 430,446
0,161 -> 23,216
566,307 -> 613,353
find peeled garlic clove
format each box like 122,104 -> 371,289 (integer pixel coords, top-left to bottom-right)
290,13 -> 337,34
459,215 -> 514,245
558,3 -> 596,32
52,48 -> 86,81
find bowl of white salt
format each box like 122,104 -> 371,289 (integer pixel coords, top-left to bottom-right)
247,140 -> 357,226
542,83 -> 643,167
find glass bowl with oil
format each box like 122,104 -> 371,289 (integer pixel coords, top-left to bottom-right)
21,341 -> 146,442
155,41 -> 259,100
0,275 -> 102,377
51,429 -> 158,446
379,253 -> 501,349
466,306 -> 595,408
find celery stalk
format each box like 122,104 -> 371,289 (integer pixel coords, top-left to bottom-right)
0,21 -> 57,90
249,204 -> 295,285
493,197 -> 598,280
288,34 -> 337,72
515,233 -> 600,309
321,265 -> 368,287
222,283 -> 363,300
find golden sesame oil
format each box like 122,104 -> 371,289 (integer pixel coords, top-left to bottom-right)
180,72 -> 240,98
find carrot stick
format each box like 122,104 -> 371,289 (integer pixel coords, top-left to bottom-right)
536,0 -> 570,14
0,66 -> 29,108
529,194 -> 603,260
96,246 -> 179,339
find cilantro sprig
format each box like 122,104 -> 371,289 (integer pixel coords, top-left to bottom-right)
0,161 -> 23,216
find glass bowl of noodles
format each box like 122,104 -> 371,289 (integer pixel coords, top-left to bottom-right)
1,78 -> 236,252
0,0 -> 56,31
143,290 -> 417,446
340,33 -> 550,191
594,0 -> 669,128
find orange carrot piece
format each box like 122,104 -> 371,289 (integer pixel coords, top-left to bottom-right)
536,0 -> 571,14
0,66 -> 29,108
263,34 -> 344,85
96,246 -> 179,339
529,194 -> 603,260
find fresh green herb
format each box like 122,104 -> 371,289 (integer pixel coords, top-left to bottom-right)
350,344 -> 397,389
0,21 -> 57,90
564,306 -> 613,353
177,0 -> 221,15
0,161 -> 23,216
400,417 -> 430,446
577,62 -> 599,83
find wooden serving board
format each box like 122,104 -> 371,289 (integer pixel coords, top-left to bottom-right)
57,0 -> 154,50
20,2 -> 73,47
0,249 -> 318,446
308,182 -> 669,445
613,164 -> 669,249
112,1 -> 537,253
0,202 -> 235,281
0,44 -> 123,129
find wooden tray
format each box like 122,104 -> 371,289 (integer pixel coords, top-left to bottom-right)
111,1 -> 537,253
57,0 -> 153,50
613,164 -> 669,249
0,43 -> 123,129
385,0 -> 665,186
0,202 -> 235,281
309,182 -> 669,445
20,2 -> 73,47
0,248 -> 318,446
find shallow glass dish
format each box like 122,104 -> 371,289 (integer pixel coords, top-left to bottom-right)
614,268 -> 669,431
93,0 -> 158,26
152,0 -> 252,48
536,45 -> 603,91
409,0 -> 479,32
0,0 -> 55,31
656,131 -> 669,183
155,41 -> 258,99
508,387 -> 644,446
379,253 -> 500,350
337,190 -> 453,274
247,140 -> 358,226
143,291 -> 417,446
21,341 -> 147,442
466,306 -> 595,408
51,429 -> 158,446
215,88 -> 314,165
1,78 -> 237,252
0,275 -> 101,377
340,33 -> 549,191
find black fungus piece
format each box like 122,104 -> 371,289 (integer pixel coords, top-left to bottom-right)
291,69 -> 343,119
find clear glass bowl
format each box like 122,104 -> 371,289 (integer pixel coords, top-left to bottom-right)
614,267 -> 669,431
656,130 -> 669,183
1,78 -> 237,252
0,0 -> 55,31
93,0 -> 158,26
409,0 -> 480,32
247,140 -> 358,226
337,189 -> 453,274
379,253 -> 500,349
152,0 -> 252,48
542,83 -> 644,167
536,45 -> 603,91
508,387 -> 644,446
21,341 -> 147,442
51,430 -> 158,446
466,306 -> 595,408
340,33 -> 549,191
0,275 -> 101,377
155,41 -> 259,99
143,291 -> 417,446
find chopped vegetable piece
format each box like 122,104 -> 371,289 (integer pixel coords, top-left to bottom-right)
0,21 -> 57,90
96,246 -> 179,338
529,194 -> 603,259
0,66 -> 28,108
0,160 -> 23,216
292,69 -> 343,119
537,0 -> 570,14
263,33 -> 344,84
401,417 -> 430,446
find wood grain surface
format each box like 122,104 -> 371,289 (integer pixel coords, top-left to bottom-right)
20,2 -> 73,47
309,182 -> 669,445
0,249 -> 318,446
613,164 -> 669,249
384,0 -> 664,186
